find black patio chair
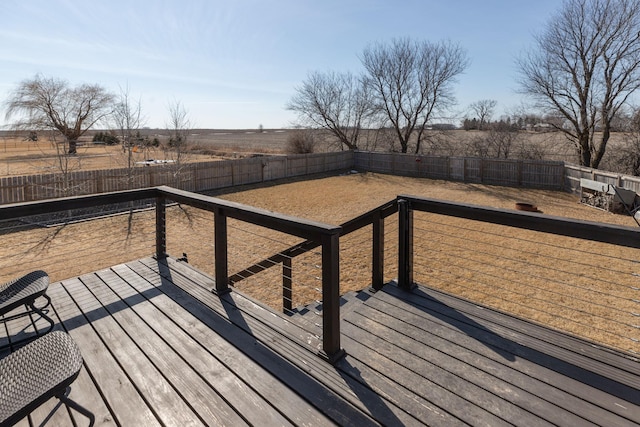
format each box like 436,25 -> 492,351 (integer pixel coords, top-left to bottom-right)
0,270 -> 54,351
0,330 -> 94,426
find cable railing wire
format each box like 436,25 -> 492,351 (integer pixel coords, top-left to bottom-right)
414,251 -> 638,354
413,247 -> 636,332
413,211 -> 640,293
414,220 -> 638,305
411,215 -> 639,353
0,209 -> 158,283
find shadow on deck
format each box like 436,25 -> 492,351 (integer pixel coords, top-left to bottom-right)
2,257 -> 639,426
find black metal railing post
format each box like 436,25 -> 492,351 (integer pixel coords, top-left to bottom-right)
320,231 -> 345,363
398,199 -> 415,291
372,210 -> 385,291
283,257 -> 292,313
155,194 -> 167,258
213,207 -> 230,295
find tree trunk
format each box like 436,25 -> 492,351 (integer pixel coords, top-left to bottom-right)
68,140 -> 78,155
591,124 -> 611,169
578,133 -> 591,167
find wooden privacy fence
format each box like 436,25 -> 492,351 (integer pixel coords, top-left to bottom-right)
354,152 -> 566,189
8,150 -> 640,205
0,151 -> 354,204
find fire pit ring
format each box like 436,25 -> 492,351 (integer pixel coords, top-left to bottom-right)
515,202 -> 538,212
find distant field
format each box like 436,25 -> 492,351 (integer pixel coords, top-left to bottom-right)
0,128 -> 632,177
0,129 -> 294,177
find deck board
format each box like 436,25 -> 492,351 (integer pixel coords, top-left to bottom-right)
88,269 -> 251,427
149,257 -> 436,426
132,257 -> 384,427
51,277 -> 160,427
2,256 -> 639,426
106,263 -> 311,426
355,295 -> 619,425
344,301 -> 591,426
126,259 -> 347,426
375,284 -> 640,425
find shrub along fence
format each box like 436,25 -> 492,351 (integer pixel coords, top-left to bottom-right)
4,150 -> 639,205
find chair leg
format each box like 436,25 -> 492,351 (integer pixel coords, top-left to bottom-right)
57,387 -> 95,427
29,295 -> 55,336
0,295 -> 55,351
33,293 -> 52,311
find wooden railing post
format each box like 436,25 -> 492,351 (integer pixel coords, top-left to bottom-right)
372,210 -> 385,291
155,195 -> 166,258
321,231 -> 344,363
213,208 -> 230,295
283,257 -> 292,313
398,199 -> 415,291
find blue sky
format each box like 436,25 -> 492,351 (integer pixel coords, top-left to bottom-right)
0,0 -> 560,129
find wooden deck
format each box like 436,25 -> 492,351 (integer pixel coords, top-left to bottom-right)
2,256 -> 639,426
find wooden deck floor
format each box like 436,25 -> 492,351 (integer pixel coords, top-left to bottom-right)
2,256 -> 639,426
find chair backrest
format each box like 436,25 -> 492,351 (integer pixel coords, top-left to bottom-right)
0,270 -> 49,314
0,331 -> 84,426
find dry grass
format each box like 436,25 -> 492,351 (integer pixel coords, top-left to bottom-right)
0,129 -> 296,177
0,137 -> 222,177
212,174 -> 640,354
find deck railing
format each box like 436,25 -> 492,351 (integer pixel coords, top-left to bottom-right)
0,186 -> 345,362
232,193 -> 640,356
226,200 -> 399,311
396,195 -> 640,356
3,187 -> 639,357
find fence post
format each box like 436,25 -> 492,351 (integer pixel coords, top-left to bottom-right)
213,207 -> 230,295
372,210 -> 385,291
518,160 -> 523,187
155,194 -> 166,258
283,257 -> 292,313
398,199 -> 415,291
463,158 -> 468,182
321,231 -> 345,363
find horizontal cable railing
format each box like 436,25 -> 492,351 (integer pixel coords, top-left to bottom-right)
398,195 -> 640,356
225,200 -> 399,314
0,195 -> 158,285
0,186 -> 344,362
5,185 -> 636,360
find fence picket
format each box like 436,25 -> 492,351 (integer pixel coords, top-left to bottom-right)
2,151 -> 639,205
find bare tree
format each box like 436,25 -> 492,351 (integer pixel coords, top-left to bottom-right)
4,74 -> 114,154
604,108 -> 640,174
165,100 -> 192,188
517,0 -> 640,168
287,71 -> 374,151
112,85 -> 145,174
468,99 -> 497,130
361,38 -> 469,153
